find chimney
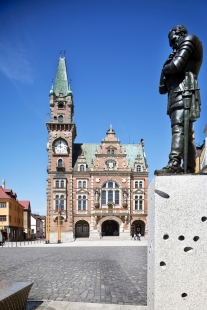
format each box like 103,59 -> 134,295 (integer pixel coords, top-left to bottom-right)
2,179 -> 5,189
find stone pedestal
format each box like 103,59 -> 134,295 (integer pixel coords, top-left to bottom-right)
50,231 -> 74,243
148,175 -> 207,310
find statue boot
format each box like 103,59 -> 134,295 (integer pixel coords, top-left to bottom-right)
154,159 -> 183,175
154,129 -> 184,175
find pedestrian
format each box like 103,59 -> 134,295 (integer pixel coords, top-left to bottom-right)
138,233 -> 141,241
134,233 -> 137,241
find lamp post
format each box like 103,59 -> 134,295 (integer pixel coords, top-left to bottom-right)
57,200 -> 61,243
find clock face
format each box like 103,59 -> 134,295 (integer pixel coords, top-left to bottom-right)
54,140 -> 67,154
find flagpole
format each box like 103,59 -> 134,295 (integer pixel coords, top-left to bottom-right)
57,200 -> 61,243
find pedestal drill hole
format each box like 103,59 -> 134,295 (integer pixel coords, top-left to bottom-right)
184,247 -> 193,253
163,234 -> 169,240
193,236 -> 199,242
178,235 -> 185,241
160,261 -> 166,270
201,216 -> 207,222
155,189 -> 170,199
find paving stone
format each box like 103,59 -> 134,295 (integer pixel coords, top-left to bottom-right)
0,246 -> 147,306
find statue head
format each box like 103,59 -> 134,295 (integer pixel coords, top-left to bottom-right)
168,25 -> 188,49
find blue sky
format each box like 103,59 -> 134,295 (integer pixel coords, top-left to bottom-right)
0,0 -> 206,214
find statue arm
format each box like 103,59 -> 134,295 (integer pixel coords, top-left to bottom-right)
159,69 -> 168,94
163,37 -> 196,75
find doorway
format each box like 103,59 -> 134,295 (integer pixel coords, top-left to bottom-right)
102,220 -> 119,236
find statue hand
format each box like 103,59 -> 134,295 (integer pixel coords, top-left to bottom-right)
163,52 -> 176,67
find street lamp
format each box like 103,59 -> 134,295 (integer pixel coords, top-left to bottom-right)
57,199 -> 61,243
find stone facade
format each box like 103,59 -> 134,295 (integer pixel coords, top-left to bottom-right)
46,57 -> 148,242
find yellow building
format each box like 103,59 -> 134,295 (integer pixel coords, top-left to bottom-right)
0,185 -> 24,241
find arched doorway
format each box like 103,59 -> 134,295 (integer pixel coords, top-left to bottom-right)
75,220 -> 89,238
102,220 -> 119,236
131,220 -> 145,237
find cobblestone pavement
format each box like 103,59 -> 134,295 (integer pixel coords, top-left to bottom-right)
0,246 -> 147,306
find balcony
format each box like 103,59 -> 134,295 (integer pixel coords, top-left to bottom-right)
133,209 -> 145,214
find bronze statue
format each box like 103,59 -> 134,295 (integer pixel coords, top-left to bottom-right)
155,25 -> 203,175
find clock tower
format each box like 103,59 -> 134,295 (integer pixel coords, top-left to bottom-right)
46,57 -> 76,242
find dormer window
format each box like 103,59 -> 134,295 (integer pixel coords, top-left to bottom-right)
80,165 -> 85,172
136,165 -> 141,172
107,149 -> 115,155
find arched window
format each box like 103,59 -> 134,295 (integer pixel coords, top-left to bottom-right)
115,190 -> 119,204
78,195 -> 82,210
80,165 -> 84,171
135,181 -> 138,188
55,195 -> 59,210
58,115 -> 63,122
60,195 -> 64,210
61,180 -> 64,188
139,195 -> 143,210
108,190 -> 113,202
58,159 -> 63,167
58,103 -> 64,109
101,181 -> 120,206
139,181 -> 143,188
83,181 -> 86,188
56,180 -> 59,188
135,195 -> 138,210
136,165 -> 141,172
78,181 -> 82,188
107,149 -> 110,154
101,190 -> 106,204
83,195 -> 86,210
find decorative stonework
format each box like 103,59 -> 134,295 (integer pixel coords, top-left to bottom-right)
104,157 -> 118,170
122,178 -> 126,183
96,178 -> 100,183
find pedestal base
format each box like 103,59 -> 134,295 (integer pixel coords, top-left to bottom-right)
50,231 -> 74,243
148,175 -> 207,310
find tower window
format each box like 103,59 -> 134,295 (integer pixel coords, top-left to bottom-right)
135,181 -> 138,188
58,115 -> 63,122
56,180 -> 59,188
61,180 -> 64,188
58,159 -> 63,167
58,103 -> 64,109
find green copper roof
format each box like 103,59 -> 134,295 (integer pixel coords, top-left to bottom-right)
73,143 -> 147,169
53,57 -> 69,96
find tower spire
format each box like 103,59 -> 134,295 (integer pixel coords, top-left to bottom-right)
53,57 -> 69,96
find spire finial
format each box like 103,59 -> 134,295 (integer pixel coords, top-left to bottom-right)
110,124 -> 112,131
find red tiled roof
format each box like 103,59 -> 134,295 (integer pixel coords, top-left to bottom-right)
19,200 -> 30,210
0,186 -> 11,199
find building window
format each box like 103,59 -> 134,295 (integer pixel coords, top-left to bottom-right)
101,190 -> 106,204
60,180 -> 64,188
78,195 -> 87,210
139,181 -> 143,188
78,180 -> 87,188
136,165 -> 141,172
80,165 -> 85,171
58,115 -> 63,122
55,195 -> 65,211
56,180 -> 59,187
0,202 -> 6,208
0,215 -> 6,221
135,181 -> 138,188
58,159 -> 64,167
77,224 -> 82,232
58,103 -> 64,109
101,181 -> 120,206
56,216 -> 64,226
107,149 -> 110,154
107,149 -> 115,154
135,195 -> 143,210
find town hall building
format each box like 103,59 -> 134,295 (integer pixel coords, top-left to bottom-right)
46,57 -> 148,242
